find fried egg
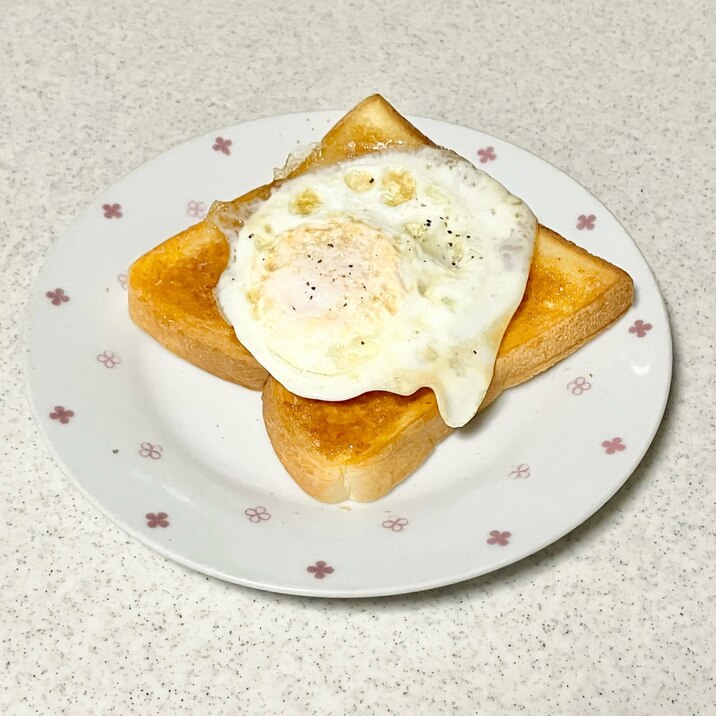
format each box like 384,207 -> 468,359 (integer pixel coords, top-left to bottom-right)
216,146 -> 536,427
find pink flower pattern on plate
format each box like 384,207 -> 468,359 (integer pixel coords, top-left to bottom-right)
477,146 -> 497,163
307,560 -> 334,579
568,376 -> 592,395
602,437 -> 626,454
117,273 -> 128,290
97,350 -> 121,368
509,463 -> 530,479
245,506 -> 271,523
139,442 -> 163,459
213,137 -> 232,155
46,288 -> 69,305
576,214 -> 596,230
187,200 -> 206,218
629,319 -> 652,337
146,512 -> 169,528
49,406 -> 74,424
382,517 -> 409,532
487,530 -> 511,546
103,203 -> 122,219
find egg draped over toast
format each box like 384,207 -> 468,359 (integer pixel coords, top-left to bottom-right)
216,147 -> 536,428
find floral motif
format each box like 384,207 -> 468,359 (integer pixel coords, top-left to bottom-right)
146,512 -> 169,528
568,376 -> 592,395
602,437 -> 626,454
487,530 -> 511,546
186,200 -> 206,218
477,146 -> 497,163
97,350 -> 121,368
117,273 -> 128,290
576,214 -> 596,230
245,506 -> 271,523
102,203 -> 123,219
628,320 -> 652,338
139,442 -> 163,459
212,137 -> 232,155
509,463 -> 530,479
307,560 -> 334,579
49,406 -> 74,424
46,288 -> 69,305
382,517 -> 409,532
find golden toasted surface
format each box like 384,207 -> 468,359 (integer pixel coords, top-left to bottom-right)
128,93 -> 634,502
289,95 -> 435,174
264,380 -> 439,464
128,220 -> 268,389
500,228 -> 625,354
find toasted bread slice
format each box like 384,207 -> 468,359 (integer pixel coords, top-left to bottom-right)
128,94 -> 429,387
262,223 -> 633,502
128,217 -> 268,389
285,95 -> 435,175
128,94 -> 633,503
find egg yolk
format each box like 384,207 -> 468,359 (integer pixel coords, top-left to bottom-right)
255,220 -> 403,367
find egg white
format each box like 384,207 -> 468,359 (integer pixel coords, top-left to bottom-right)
216,147 -> 536,427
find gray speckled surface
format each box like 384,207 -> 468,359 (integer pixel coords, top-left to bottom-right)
2,0 -> 714,713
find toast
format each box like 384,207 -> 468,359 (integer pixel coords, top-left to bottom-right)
128,94 -> 634,503
262,224 -> 634,502
129,219 -> 268,388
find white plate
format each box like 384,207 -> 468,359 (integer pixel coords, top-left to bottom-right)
24,111 -> 672,597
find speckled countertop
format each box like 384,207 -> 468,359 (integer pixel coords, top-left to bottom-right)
2,1 -> 714,713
